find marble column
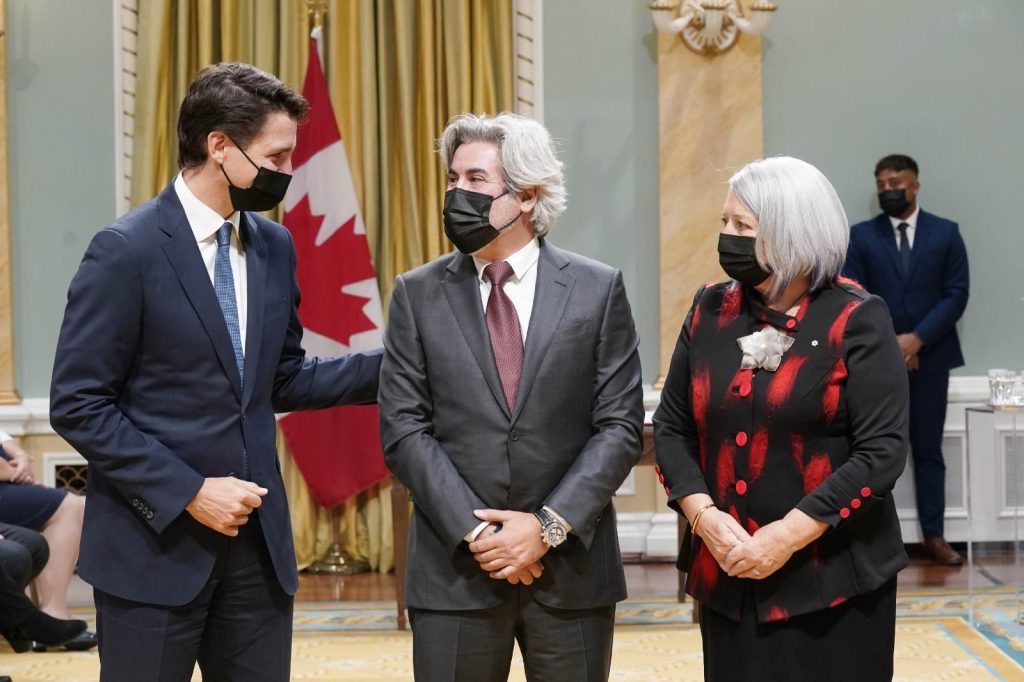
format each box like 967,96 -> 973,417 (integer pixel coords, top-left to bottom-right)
657,13 -> 764,382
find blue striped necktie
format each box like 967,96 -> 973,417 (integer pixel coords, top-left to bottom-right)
214,222 -> 244,383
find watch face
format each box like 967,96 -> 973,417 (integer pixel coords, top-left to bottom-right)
545,524 -> 567,546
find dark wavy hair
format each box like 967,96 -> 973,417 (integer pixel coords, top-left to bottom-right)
875,154 -> 919,177
176,63 -> 308,170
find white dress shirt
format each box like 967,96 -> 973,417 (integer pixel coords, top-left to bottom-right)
889,205 -> 920,249
174,174 -> 248,352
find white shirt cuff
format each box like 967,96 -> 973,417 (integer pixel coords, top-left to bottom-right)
464,521 -> 491,542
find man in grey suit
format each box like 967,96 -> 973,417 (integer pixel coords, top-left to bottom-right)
379,113 -> 644,681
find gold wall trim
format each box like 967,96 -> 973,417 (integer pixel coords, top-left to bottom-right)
0,0 -> 19,404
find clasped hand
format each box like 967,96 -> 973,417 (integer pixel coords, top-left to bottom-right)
467,509 -> 547,586
697,509 -> 796,581
186,476 -> 267,537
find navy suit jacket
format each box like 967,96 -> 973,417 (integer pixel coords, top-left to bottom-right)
843,210 -> 969,373
50,182 -> 382,606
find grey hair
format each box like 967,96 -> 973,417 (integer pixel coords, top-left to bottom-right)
438,112 -> 567,236
729,156 -> 849,301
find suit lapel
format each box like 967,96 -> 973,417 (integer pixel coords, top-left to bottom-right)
158,184 -> 243,401
511,241 -> 574,423
241,213 -> 267,410
873,215 -> 906,283
442,253 -> 511,419
905,210 -> 934,285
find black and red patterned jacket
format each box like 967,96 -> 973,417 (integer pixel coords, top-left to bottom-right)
653,279 -> 909,623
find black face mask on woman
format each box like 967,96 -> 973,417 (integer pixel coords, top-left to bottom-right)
442,188 -> 519,254
718,233 -> 772,287
220,139 -> 293,212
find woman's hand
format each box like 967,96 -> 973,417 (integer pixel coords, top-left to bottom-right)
723,509 -> 827,580
1,438 -> 34,484
696,508 -> 752,567
722,520 -> 795,579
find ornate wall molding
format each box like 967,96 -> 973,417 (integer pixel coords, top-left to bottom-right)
513,0 -> 543,121
114,0 -> 138,216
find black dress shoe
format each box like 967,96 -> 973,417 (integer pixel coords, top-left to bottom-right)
32,628 -> 97,652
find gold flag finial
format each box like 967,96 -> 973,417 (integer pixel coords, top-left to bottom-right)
306,0 -> 328,30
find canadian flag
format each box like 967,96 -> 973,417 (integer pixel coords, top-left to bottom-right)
279,31 -> 387,508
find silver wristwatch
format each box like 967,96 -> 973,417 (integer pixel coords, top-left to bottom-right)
534,508 -> 567,548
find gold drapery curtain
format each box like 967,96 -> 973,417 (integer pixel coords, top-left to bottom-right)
132,1 -> 514,572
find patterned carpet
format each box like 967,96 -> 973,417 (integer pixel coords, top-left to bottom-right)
2,588 -> 1023,680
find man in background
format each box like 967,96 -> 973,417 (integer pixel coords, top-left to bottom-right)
844,154 -> 969,565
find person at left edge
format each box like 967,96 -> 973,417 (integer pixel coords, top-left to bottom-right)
49,63 -> 382,682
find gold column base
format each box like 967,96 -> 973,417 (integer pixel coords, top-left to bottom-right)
306,504 -> 370,574
306,542 -> 370,575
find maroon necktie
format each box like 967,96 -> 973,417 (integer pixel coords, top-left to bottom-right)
484,261 -> 523,411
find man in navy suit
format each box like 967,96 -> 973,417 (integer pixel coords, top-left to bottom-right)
844,154 -> 969,565
50,63 -> 382,681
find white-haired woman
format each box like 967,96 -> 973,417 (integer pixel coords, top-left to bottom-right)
654,157 -> 909,680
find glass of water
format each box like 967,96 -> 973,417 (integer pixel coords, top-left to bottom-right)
988,369 -> 1017,405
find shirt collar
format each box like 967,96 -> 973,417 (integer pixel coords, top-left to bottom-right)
888,205 -> 920,231
473,237 -> 540,283
174,173 -> 240,244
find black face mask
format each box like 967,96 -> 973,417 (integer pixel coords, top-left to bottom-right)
442,188 -> 519,254
220,139 -> 292,212
718,233 -> 772,287
878,189 -> 910,218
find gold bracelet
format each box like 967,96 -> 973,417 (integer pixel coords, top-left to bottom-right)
690,503 -> 716,537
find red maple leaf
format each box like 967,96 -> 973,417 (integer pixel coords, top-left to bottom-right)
284,195 -> 377,346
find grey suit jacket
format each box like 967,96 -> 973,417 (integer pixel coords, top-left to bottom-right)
379,239 -> 644,611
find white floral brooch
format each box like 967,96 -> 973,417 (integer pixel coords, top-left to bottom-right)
736,327 -> 796,372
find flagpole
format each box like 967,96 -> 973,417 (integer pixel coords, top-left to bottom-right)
302,0 -> 370,577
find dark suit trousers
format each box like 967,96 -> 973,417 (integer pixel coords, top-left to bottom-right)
409,587 -> 615,682
93,513 -> 293,682
0,523 -> 49,630
909,369 -> 950,538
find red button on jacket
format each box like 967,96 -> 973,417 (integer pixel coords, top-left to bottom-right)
735,479 -> 748,496
739,382 -> 752,397
785,318 -> 797,329
861,487 -> 872,498
851,498 -> 862,509
839,507 -> 850,519
736,432 -> 748,447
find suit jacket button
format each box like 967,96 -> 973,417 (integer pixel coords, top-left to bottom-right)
146,511 -> 154,520
851,498 -> 862,509
735,432 -> 748,447
658,474 -> 665,484
861,486 -> 872,498
735,479 -> 747,496
509,430 -> 520,441
739,382 -> 752,397
839,507 -> 850,519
